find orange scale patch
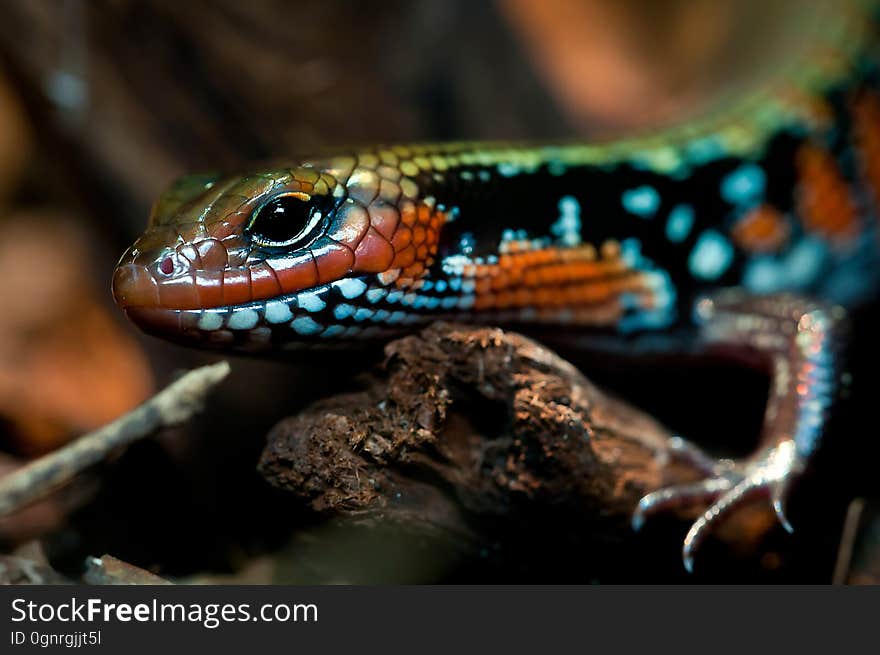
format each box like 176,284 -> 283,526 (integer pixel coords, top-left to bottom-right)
393,245 -> 416,268
731,205 -> 791,253
795,143 -> 859,244
194,270 -> 225,307
269,253 -> 319,293
221,268 -> 254,306
513,288 -> 532,306
249,261 -> 283,299
353,227 -> 395,272
400,204 -> 418,227
368,204 -> 401,241
391,227 -> 412,251
401,262 -> 426,279
312,240 -> 355,284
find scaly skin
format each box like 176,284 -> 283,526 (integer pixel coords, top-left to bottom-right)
113,0 -> 880,571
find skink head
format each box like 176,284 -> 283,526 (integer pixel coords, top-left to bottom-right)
112,156 -> 439,350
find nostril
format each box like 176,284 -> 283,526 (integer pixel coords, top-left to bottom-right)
159,256 -> 175,276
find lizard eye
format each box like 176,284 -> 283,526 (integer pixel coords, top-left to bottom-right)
247,192 -> 330,248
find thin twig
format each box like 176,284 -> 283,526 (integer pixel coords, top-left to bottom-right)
0,361 -> 231,517
832,497 -> 865,585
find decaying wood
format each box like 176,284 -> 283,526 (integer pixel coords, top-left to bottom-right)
0,362 -> 230,518
259,323 -> 770,578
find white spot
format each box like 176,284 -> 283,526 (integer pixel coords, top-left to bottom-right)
298,291 -> 326,313
291,316 -> 323,335
264,301 -> 293,324
688,230 -> 734,280
334,278 -> 368,299
198,312 -> 224,331
227,309 -> 259,330
622,185 -> 660,217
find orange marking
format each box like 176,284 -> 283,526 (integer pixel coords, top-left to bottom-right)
731,204 -> 790,253
795,142 -> 859,244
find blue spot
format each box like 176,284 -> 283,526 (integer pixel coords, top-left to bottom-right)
434,279 -> 447,293
498,163 -> 520,177
721,164 -> 766,205
320,325 -> 345,339
785,238 -> 828,288
665,204 -> 695,243
742,257 -> 782,293
333,303 -> 356,320
685,137 -> 724,164
688,230 -> 734,280
291,316 -> 323,335
459,232 -> 476,255
335,277 -> 367,299
619,292 -> 641,310
622,186 -> 660,218
617,308 -> 676,333
297,291 -> 326,313
619,238 -> 645,267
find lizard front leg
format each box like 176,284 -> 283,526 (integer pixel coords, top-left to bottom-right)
632,290 -> 848,572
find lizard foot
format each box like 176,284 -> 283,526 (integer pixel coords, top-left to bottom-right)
632,438 -> 804,572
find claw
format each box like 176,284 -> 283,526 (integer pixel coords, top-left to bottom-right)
681,478 -> 761,572
772,483 -> 794,534
634,438 -> 804,573
631,478 -> 732,532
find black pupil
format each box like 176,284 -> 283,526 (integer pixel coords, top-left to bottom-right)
249,195 -> 316,245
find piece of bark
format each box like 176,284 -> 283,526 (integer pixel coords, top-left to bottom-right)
83,554 -> 172,585
259,323 -> 772,580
